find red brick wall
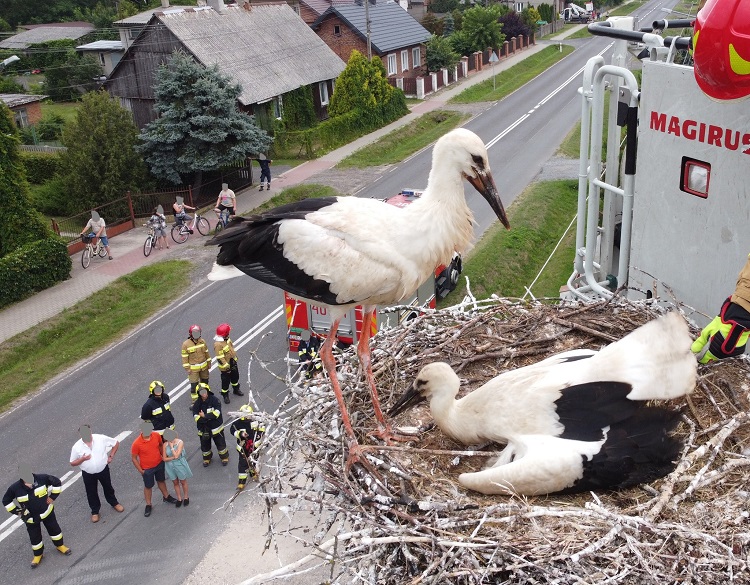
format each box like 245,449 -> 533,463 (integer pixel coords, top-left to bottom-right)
11,101 -> 43,127
315,15 -> 369,65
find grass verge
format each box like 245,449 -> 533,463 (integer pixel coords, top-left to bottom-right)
439,179 -> 578,306
449,44 -> 575,103
40,101 -> 81,124
0,260 -> 191,412
252,184 -> 340,214
337,110 -> 470,168
607,1 -> 647,17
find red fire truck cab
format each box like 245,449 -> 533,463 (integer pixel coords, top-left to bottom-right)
285,189 -> 463,351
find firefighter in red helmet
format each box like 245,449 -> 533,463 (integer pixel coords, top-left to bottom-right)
181,325 -> 210,404
213,323 -> 244,405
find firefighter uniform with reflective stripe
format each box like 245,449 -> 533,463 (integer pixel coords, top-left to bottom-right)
229,415 -> 265,488
298,336 -> 322,379
192,387 -> 229,465
140,392 -> 175,432
214,335 -> 241,401
3,473 -> 68,562
182,337 -> 210,401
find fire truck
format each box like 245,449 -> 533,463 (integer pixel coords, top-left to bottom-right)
285,189 -> 463,351
563,0 -> 750,328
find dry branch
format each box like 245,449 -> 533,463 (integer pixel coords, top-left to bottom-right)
243,298 -> 750,584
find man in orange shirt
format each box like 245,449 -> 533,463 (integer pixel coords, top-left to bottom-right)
130,422 -> 177,517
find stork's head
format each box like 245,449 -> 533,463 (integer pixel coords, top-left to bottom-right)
434,128 -> 510,230
389,362 -> 461,417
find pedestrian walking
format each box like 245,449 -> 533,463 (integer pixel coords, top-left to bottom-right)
192,384 -> 230,467
130,421 -> 178,517
69,424 -> 125,523
3,464 -> 71,569
257,154 -> 272,191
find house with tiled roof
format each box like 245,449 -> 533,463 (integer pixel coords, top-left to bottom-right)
0,23 -> 95,50
0,93 -> 48,128
311,1 -> 431,79
105,0 -> 345,130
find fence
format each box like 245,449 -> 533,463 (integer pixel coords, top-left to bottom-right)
19,144 -> 67,153
52,156 -> 255,255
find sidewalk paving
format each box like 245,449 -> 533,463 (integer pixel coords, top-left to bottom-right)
0,28 -> 584,345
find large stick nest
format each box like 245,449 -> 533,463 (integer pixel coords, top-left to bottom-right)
249,298 -> 750,584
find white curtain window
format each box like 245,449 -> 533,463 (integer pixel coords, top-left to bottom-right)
319,81 -> 329,105
401,50 -> 408,72
412,47 -> 421,68
387,54 -> 397,76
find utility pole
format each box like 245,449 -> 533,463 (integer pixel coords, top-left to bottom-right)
365,0 -> 372,60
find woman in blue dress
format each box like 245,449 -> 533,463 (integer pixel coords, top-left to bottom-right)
161,429 -> 193,507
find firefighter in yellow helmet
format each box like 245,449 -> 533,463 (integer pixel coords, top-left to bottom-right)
229,404 -> 265,490
192,384 -> 229,467
182,325 -> 210,404
214,323 -> 244,405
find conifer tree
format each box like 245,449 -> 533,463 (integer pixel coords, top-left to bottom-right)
137,51 -> 272,186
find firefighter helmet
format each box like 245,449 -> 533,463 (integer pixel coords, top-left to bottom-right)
197,383 -> 210,396
239,404 -> 253,417
189,324 -> 202,339
149,380 -> 165,395
216,323 -> 231,338
692,0 -> 750,100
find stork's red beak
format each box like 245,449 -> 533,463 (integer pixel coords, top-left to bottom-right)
388,382 -> 426,417
467,171 -> 510,230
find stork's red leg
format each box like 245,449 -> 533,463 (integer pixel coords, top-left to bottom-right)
357,309 -> 414,444
319,318 -> 369,472
319,318 -> 357,444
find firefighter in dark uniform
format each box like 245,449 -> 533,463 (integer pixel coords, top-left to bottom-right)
213,323 -> 244,405
181,325 -> 210,404
229,404 -> 265,490
192,383 -> 229,467
298,330 -> 322,379
140,381 -> 175,433
3,464 -> 71,568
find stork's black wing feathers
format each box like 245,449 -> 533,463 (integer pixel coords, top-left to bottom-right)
554,381 -> 636,441
558,406 -> 681,494
205,197 -> 346,306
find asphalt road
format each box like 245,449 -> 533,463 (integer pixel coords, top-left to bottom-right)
0,2 -> 680,582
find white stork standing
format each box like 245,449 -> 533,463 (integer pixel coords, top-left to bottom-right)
388,312 -> 698,495
206,128 -> 510,460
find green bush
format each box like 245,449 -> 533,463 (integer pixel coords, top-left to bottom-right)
272,101 -> 407,159
20,151 -> 62,184
0,237 -> 71,309
27,175 -> 69,215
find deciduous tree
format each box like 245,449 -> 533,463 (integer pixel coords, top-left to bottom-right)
59,90 -> 148,212
137,51 -> 272,187
0,104 -> 49,256
426,35 -> 460,72
461,5 -> 505,52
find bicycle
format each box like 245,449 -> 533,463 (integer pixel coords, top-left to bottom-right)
81,233 -> 108,268
171,210 -> 210,244
214,208 -> 232,235
143,223 -> 158,257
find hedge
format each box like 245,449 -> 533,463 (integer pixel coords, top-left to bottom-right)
0,237 -> 71,309
20,151 -> 62,184
272,100 -> 408,159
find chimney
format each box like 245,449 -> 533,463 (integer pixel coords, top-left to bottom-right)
160,0 -> 169,7
208,0 -> 226,13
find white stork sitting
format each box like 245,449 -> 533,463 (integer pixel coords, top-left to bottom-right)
388,312 -> 697,495
206,128 -> 510,459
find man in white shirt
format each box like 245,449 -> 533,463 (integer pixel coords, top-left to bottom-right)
79,211 -> 113,260
69,425 -> 124,523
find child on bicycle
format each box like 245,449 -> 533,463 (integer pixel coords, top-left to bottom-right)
173,196 -> 195,231
80,210 -> 113,260
148,206 -> 170,250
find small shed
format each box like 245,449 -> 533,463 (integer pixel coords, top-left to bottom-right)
0,93 -> 48,128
